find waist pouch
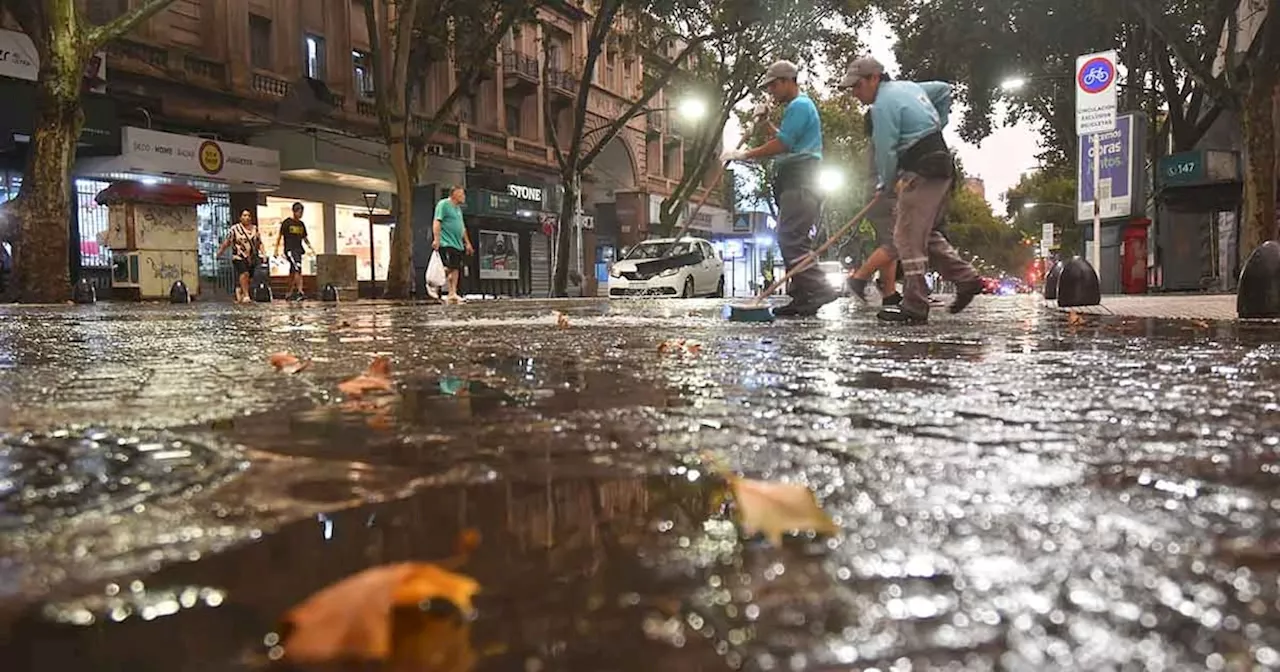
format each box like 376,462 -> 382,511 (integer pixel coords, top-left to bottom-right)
900,132 -> 954,179
772,157 -> 821,201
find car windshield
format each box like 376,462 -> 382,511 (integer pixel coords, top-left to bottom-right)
624,241 -> 695,260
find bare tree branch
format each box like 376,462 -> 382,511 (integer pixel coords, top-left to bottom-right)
1123,0 -> 1240,109
85,0 -> 178,48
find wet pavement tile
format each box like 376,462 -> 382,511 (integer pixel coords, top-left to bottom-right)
1,296 -> 1280,670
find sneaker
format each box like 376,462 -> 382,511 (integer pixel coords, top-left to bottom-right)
881,292 -> 903,306
773,287 -> 838,317
876,306 -> 928,324
847,277 -> 870,303
949,279 -> 983,314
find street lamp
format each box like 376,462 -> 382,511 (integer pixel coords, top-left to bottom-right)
1023,202 -> 1074,211
362,191 -> 379,296
675,97 -> 708,122
1000,76 -> 1028,91
816,166 -> 844,194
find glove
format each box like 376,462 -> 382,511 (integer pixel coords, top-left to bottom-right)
751,102 -> 771,120
720,148 -> 749,163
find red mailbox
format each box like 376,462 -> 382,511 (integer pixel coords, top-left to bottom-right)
1121,218 -> 1150,294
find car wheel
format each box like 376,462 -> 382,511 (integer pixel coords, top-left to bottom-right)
713,276 -> 724,298
681,276 -> 695,299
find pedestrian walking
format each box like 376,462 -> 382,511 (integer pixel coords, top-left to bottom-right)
274,202 -> 314,301
216,209 -> 264,303
721,60 -> 833,317
840,56 -> 982,323
431,186 -> 473,304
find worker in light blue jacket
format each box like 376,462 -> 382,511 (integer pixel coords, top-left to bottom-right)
840,56 -> 981,324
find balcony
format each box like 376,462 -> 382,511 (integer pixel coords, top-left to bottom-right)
502,50 -> 539,93
181,54 -> 226,84
512,138 -> 547,161
357,99 -> 377,117
469,128 -> 507,150
107,38 -> 168,70
251,72 -> 290,98
546,68 -> 578,99
645,111 -> 664,138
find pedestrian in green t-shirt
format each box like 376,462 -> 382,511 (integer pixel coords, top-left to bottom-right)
431,186 -> 473,303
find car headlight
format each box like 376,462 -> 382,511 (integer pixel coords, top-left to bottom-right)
609,268 -> 622,278
658,267 -> 680,278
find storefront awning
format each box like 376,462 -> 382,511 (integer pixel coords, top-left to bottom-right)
255,128 -> 397,193
0,77 -> 120,156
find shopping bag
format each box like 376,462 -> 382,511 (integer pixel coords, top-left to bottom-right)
426,250 -> 447,287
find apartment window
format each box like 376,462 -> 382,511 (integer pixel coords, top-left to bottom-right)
505,103 -> 521,136
605,49 -> 617,88
86,0 -> 128,25
304,34 -> 326,80
249,15 -> 273,70
353,50 -> 373,97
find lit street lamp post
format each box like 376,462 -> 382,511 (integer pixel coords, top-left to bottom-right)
362,191 -> 379,297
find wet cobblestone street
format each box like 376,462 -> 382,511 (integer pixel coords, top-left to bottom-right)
2,296 -> 1280,671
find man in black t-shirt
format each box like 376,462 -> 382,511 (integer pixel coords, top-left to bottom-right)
274,202 -> 314,300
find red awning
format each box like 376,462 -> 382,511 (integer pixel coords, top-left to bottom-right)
94,181 -> 209,206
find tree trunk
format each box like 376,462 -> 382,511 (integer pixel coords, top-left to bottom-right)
383,137 -> 415,298
1239,80 -> 1278,269
551,172 -> 580,297
14,78 -> 84,303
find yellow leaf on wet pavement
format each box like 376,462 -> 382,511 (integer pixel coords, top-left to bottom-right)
728,475 -> 839,546
281,561 -> 480,665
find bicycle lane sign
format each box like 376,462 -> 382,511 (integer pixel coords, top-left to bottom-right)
1075,49 -> 1117,135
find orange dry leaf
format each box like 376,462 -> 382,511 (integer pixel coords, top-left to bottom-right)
1067,310 -> 1085,326
729,475 -> 839,546
280,562 -> 480,667
1193,319 -> 1211,329
553,311 -> 570,329
338,356 -> 395,398
658,339 -> 702,355
269,352 -> 311,374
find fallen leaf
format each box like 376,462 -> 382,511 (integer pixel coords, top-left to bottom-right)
684,340 -> 703,354
728,475 -> 839,546
1193,319 -> 1211,328
269,352 -> 311,374
338,356 -> 395,398
658,339 -> 702,355
280,562 -> 480,666
551,310 -> 570,329
1067,310 -> 1084,326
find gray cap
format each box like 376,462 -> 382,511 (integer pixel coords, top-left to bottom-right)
761,60 -> 799,87
839,56 -> 885,88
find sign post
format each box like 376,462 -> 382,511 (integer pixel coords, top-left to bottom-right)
1041,221 -> 1054,258
1075,50 -> 1118,283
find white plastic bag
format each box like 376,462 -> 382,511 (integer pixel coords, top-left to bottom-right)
426,250 -> 447,287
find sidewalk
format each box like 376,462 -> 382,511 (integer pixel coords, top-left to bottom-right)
1044,293 -> 1238,320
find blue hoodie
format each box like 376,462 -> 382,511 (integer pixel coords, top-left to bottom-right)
869,80 -> 952,190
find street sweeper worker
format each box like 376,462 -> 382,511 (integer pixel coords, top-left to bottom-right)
721,60 -> 834,317
840,56 -> 983,323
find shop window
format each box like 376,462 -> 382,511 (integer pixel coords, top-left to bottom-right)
197,193 -> 233,293
249,15 -> 273,70
335,204 -> 391,282
258,197 -> 326,277
353,50 -> 374,98
304,34 -> 326,80
74,179 -> 113,268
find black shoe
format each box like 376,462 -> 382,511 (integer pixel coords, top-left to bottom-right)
877,306 -> 928,324
881,292 -> 902,306
847,277 -> 870,303
774,287 -> 838,317
949,280 -> 982,314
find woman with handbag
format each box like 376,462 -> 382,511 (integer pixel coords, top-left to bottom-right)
216,210 -> 264,303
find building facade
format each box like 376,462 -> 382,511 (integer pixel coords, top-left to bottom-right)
0,0 -> 725,298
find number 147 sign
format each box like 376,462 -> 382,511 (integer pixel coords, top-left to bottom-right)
1075,50 -> 1117,136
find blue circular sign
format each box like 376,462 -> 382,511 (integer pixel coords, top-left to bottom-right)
1077,57 -> 1114,94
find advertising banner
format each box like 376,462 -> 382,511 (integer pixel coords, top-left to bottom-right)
479,230 -> 520,280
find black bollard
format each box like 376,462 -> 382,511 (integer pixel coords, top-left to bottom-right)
169,280 -> 190,304
321,283 -> 339,302
1056,256 -> 1101,307
72,278 -> 96,304
1237,240 -> 1280,319
1044,261 -> 1063,300
251,280 -> 273,303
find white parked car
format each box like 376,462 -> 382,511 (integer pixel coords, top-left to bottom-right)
609,237 -> 725,298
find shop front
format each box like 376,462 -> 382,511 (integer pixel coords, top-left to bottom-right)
73,127 -> 279,295
443,184 -> 548,297
0,43 -> 121,288
255,128 -> 465,296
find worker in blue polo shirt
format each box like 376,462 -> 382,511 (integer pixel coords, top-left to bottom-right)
721,60 -> 832,317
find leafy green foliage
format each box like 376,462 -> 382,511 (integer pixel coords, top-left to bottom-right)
1005,169 -> 1081,257
944,187 -> 1033,276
